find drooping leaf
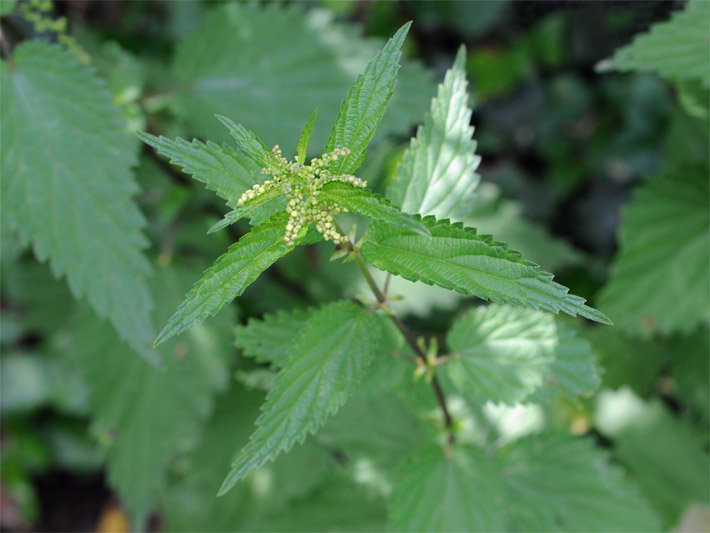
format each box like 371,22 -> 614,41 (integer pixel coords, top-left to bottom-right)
362,217 -> 610,324
324,22 -> 411,175
234,307 -> 313,366
138,132 -> 260,208
297,109 -> 319,164
445,305 -> 599,405
219,300 -> 381,495
599,169 -> 709,337
389,443 -> 504,532
155,213 -> 300,346
603,0 -> 710,86
387,46 -> 481,221
499,433 -> 661,531
171,3 -> 433,155
1,41 -> 154,356
69,266 -> 233,521
595,390 -> 709,527
319,181 -> 430,237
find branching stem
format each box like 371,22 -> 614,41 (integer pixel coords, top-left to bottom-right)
347,242 -> 456,449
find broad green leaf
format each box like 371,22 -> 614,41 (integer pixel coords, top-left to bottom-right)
320,181 -> 430,237
297,109 -> 318,164
69,266 -> 233,521
445,305 -> 599,405
172,3 -> 434,155
599,170 -> 709,337
1,41 -> 154,356
388,46 -> 481,221
389,443 -> 504,532
155,213 -> 299,346
219,300 -> 381,495
604,0 -> 710,86
207,188 -> 284,234
595,390 -> 709,527
671,327 -> 709,425
234,307 -> 313,366
138,132 -> 260,208
325,22 -> 411,175
465,183 -> 581,271
499,433 -> 661,531
164,384 -> 334,532
362,217 -> 610,324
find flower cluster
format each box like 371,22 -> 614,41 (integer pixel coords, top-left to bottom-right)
237,145 -> 366,246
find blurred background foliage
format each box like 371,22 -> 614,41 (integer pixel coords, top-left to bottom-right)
0,0 -> 708,531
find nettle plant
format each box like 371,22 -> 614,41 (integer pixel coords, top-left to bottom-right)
141,22 -> 619,521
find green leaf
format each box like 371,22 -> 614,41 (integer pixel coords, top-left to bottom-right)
604,0 -> 710,86
445,305 -> 599,405
0,0 -> 16,16
1,41 -> 154,356
671,327 -> 710,425
362,217 -> 610,324
155,213 -> 299,346
324,22 -> 411,175
388,46 -> 481,221
499,433 -> 661,531
595,390 -> 709,527
219,300 -> 381,495
234,307 -> 313,366
215,115 -> 277,169
389,443 -> 504,532
320,181 -> 430,237
171,3 -> 433,155
138,132 -> 260,208
465,183 -> 581,272
69,266 -> 233,521
599,170 -> 709,337
207,188 -> 284,234
297,109 -> 318,164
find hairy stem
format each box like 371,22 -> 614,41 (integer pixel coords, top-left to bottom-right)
349,246 -> 456,448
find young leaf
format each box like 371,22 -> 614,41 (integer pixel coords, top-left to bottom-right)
388,45 -> 481,221
389,444 -> 504,532
215,114 -> 278,169
499,433 -> 661,531
69,266 -> 233,521
207,188 -> 284,234
445,305 -> 599,405
602,0 -> 709,86
324,22 -> 411,175
362,218 -> 610,324
155,213 -> 301,346
1,41 -> 154,356
234,307 -> 313,366
598,169 -> 709,337
138,132 -> 260,208
171,3 -> 433,154
296,109 -> 318,164
319,181 -> 431,237
219,300 -> 381,495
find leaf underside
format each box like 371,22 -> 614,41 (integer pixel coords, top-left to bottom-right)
388,45 -> 481,221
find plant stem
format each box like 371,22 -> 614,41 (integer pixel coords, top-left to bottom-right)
349,246 -> 456,448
